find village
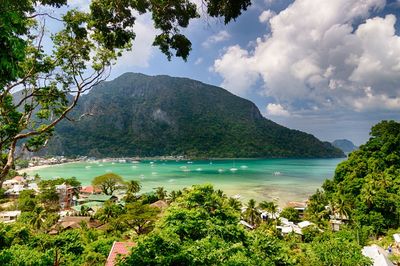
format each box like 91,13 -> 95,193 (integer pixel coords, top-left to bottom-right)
0,172 -> 398,265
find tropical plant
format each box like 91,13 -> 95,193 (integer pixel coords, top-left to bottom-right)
92,173 -> 124,195
244,199 -> 261,226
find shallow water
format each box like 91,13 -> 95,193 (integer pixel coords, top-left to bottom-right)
24,158 -> 343,205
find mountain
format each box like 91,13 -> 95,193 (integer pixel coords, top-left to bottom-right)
332,139 -> 358,153
43,73 -> 344,158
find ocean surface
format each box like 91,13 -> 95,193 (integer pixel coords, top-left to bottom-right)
24,158 -> 344,205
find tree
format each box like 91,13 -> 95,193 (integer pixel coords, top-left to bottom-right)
92,173 -> 124,195
121,184 -> 294,266
280,207 -> 300,223
121,202 -> 160,235
259,200 -> 278,219
0,0 -> 252,184
308,120 -> 400,233
124,180 -> 141,202
154,186 -> 167,200
244,199 -> 261,226
18,189 -> 37,212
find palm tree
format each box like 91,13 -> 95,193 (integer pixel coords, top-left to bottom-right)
155,187 -> 167,200
244,199 -> 261,226
228,197 -> 242,211
127,180 -> 141,194
259,200 -> 278,219
31,207 -> 46,231
334,196 -> 351,220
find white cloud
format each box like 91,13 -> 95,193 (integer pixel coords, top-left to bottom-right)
259,10 -> 275,23
213,0 -> 400,113
266,103 -> 291,117
202,30 -> 231,48
212,45 -> 259,96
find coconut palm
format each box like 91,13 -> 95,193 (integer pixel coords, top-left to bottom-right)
155,187 -> 167,200
259,200 -> 278,219
244,199 -> 261,226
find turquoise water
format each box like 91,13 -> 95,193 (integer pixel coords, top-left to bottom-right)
24,159 -> 343,205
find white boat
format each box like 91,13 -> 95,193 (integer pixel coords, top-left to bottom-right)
85,165 -> 91,169
240,165 -> 248,169
118,159 -> 126,163
196,168 -> 202,171
218,169 -> 224,173
274,171 -> 282,176
230,168 -> 238,172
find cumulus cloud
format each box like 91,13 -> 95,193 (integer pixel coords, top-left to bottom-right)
202,30 -> 231,48
212,45 -> 259,96
213,0 -> 400,113
259,10 -> 275,23
266,103 -> 291,117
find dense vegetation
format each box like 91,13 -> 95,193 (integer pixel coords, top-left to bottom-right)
43,73 -> 344,159
0,181 -> 372,266
307,120 -> 400,235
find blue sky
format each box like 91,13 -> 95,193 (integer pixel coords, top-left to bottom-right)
68,0 -> 400,146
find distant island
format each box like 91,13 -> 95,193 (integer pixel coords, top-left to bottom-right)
40,73 -> 344,159
332,139 -> 358,153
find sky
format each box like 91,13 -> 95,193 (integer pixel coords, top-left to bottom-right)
66,0 -> 400,146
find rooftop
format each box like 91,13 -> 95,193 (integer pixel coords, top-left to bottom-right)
106,241 -> 136,266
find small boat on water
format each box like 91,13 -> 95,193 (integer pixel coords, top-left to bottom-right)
274,171 -> 282,176
218,169 -> 224,173
85,165 -> 91,169
118,159 -> 126,163
230,168 -> 238,172
240,165 -> 248,169
131,160 -> 140,164
196,168 -> 202,171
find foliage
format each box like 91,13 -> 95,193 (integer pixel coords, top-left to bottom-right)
307,120 -> 400,234
244,199 -> 261,226
154,186 -> 167,200
280,207 -> 301,223
304,230 -> 372,266
121,184 -> 295,265
43,73 -> 346,158
92,173 -> 124,195
124,180 -> 141,202
120,201 -> 160,235
18,189 -> 37,211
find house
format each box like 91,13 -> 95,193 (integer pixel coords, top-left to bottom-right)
106,241 -> 136,266
80,185 -> 102,195
86,194 -> 118,202
0,211 -> 21,223
56,183 -> 78,209
48,216 -> 102,235
330,219 -> 343,232
362,245 -> 394,266
150,200 -> 168,209
239,220 -> 255,230
287,201 -> 307,217
71,201 -> 104,215
393,233 -> 400,248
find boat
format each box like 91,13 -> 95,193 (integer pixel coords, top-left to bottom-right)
230,168 -> 238,172
274,171 -> 281,176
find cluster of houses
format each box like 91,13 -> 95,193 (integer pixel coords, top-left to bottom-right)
27,156 -> 87,168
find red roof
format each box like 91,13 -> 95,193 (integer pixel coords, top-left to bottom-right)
106,241 -> 136,266
12,176 -> 25,182
80,185 -> 101,194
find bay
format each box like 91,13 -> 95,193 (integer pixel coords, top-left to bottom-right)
24,158 -> 344,205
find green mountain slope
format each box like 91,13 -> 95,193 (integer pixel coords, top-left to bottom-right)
44,73 -> 344,158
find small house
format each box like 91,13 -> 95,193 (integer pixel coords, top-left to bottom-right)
0,211 -> 21,223
106,241 -> 136,266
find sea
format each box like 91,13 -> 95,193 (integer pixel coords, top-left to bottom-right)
24,158 -> 344,205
